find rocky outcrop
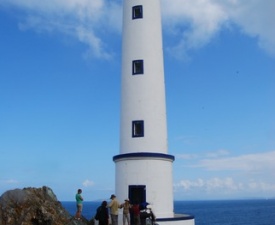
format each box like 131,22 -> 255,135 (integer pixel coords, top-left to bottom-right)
0,186 -> 92,225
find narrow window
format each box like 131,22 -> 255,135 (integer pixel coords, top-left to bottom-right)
132,60 -> 144,75
132,120 -> 144,137
132,5 -> 143,19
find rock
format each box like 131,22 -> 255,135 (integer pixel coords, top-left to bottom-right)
67,217 -> 94,225
0,186 -> 92,225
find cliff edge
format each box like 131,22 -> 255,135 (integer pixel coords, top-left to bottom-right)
0,186 -> 91,225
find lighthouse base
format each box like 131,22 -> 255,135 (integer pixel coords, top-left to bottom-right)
112,212 -> 195,225
156,214 -> 195,225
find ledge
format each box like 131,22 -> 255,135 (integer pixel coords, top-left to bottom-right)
156,214 -> 195,221
113,152 -> 175,162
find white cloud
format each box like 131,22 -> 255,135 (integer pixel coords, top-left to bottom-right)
0,0 -> 122,59
161,0 -> 275,58
177,149 -> 229,160
82,179 -> 94,187
175,178 -> 205,190
174,177 -> 275,197
174,151 -> 275,198
0,179 -> 19,184
161,0 -> 228,59
1,0 -> 274,59
205,149 -> 230,158
247,180 -> 275,192
177,153 -> 198,160
228,0 -> 275,56
195,151 -> 275,173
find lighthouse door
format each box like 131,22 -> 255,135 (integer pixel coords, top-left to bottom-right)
128,185 -> 146,204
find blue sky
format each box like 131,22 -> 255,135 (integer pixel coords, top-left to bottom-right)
0,0 -> 274,201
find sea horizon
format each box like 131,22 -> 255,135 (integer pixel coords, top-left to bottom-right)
61,197 -> 275,202
62,199 -> 275,225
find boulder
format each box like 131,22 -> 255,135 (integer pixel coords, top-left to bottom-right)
0,186 -> 93,225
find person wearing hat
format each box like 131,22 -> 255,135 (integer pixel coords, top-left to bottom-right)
120,198 -> 132,225
107,194 -> 120,225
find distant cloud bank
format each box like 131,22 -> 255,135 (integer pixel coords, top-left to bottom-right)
174,177 -> 275,199
175,151 -> 275,199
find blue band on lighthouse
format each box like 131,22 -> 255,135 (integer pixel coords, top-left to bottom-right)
113,152 -> 175,162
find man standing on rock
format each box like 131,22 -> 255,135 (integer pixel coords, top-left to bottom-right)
75,189 -> 84,220
108,194 -> 120,225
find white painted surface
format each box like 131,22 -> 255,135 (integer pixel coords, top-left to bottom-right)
120,0 -> 167,154
115,157 -> 174,218
157,219 -> 195,225
116,1 -> 195,224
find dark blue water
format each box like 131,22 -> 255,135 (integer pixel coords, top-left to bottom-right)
62,199 -> 275,225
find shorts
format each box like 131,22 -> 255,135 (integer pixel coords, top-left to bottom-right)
77,204 -> 83,212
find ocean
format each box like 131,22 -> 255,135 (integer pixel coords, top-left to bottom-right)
62,199 -> 275,225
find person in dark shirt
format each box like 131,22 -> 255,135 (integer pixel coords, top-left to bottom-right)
96,201 -> 109,225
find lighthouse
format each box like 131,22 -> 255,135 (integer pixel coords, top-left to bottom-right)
113,0 -> 195,224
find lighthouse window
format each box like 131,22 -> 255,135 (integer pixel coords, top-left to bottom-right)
132,60 -> 144,75
132,120 -> 144,137
132,5 -> 143,19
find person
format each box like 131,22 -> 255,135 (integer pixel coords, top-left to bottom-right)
140,205 -> 156,225
131,202 -> 140,225
107,194 -> 120,225
146,205 -> 156,225
95,201 -> 109,225
120,198 -> 131,225
75,189 -> 84,220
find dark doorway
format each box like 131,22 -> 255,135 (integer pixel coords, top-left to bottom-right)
128,185 -> 146,204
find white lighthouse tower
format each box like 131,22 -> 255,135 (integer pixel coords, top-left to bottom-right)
113,0 -> 194,225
